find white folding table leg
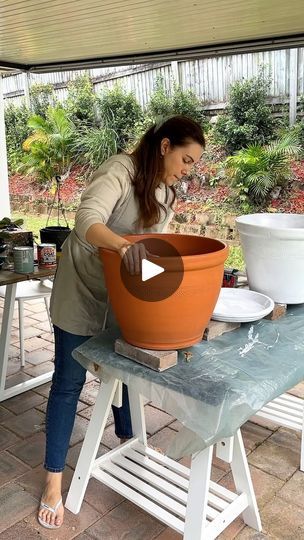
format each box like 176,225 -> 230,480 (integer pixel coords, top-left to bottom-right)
230,429 -> 262,531
18,299 -> 25,367
44,296 -> 53,333
128,384 -> 147,445
65,376 -> 119,514
0,283 -> 17,399
184,445 -> 213,540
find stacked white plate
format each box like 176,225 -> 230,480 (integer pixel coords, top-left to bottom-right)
212,288 -> 275,323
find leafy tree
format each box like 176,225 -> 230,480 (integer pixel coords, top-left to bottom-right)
98,84 -> 143,151
4,103 -> 31,172
65,74 -> 97,126
146,76 -> 207,128
20,107 -> 77,184
30,83 -> 56,117
147,76 -> 172,118
214,71 -> 276,152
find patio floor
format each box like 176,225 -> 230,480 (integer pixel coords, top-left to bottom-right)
1,296 -> 304,539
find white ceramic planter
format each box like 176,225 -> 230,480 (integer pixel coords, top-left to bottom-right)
236,213 -> 304,304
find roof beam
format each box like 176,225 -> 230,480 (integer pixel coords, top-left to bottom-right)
1,33 -> 303,74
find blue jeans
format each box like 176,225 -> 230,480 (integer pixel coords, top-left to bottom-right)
44,325 -> 133,472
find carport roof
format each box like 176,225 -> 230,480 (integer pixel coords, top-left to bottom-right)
1,0 -> 304,73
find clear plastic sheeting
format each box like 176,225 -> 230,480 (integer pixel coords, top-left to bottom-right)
73,305 -> 304,459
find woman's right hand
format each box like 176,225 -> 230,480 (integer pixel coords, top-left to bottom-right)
118,242 -> 151,275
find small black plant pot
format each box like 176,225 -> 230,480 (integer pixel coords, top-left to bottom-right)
40,226 -> 71,253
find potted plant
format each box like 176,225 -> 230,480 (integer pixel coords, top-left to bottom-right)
20,107 -> 77,252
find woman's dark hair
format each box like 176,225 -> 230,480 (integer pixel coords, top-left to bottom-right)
131,115 -> 205,228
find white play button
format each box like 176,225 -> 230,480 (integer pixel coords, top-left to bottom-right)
141,258 -> 164,282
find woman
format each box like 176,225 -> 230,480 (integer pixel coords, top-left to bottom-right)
38,115 -> 205,528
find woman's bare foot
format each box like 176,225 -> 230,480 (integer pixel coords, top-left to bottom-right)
38,472 -> 64,528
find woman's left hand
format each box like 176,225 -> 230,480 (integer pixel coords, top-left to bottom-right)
119,242 -> 152,275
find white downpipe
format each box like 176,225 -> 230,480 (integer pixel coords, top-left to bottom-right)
0,75 -> 10,218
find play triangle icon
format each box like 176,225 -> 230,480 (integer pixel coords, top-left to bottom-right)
141,258 -> 164,282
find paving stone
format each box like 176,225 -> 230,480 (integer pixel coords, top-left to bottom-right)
29,311 -> 49,322
25,303 -> 47,314
23,326 -> 45,340
248,441 -> 299,481
287,382 -> 304,399
3,390 -> 45,414
32,382 -> 51,398
23,361 -> 54,377
212,451 -> 231,473
260,497 -> 304,539
178,454 -> 227,482
220,465 -> 284,509
268,427 -> 301,454
144,405 -> 174,435
17,464 -> 73,500
84,477 -> 124,516
2,408 -> 45,438
100,424 -> 121,450
0,519 -> 49,539
241,422 -> 272,451
26,499 -> 101,540
249,414 -> 280,432
147,427 -> 178,454
85,500 -> 164,540
13,316 -> 43,328
168,420 -> 183,432
6,356 -> 31,376
78,405 -> 114,426
8,345 -> 20,358
37,399 -> 86,415
218,517 -> 245,539
5,371 -> 32,388
70,415 -> 90,447
40,332 -> 55,344
0,483 -> 38,533
0,406 -> 14,424
26,348 -> 54,365
79,381 -> 101,406
0,452 -> 30,487
277,470 -> 304,509
0,426 -> 20,451
235,527 -> 276,539
8,431 -> 46,468
154,529 -> 182,539
66,442 -> 108,470
33,320 -> 53,332
85,371 -> 98,383
24,336 -> 52,353
12,308 -> 33,320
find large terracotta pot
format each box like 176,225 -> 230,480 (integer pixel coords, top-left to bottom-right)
100,234 -> 228,350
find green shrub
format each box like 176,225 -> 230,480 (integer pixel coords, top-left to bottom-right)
20,107 -> 77,184
72,126 -> 118,170
147,76 -> 172,118
147,76 -> 207,127
4,103 -> 31,172
226,133 -> 300,204
65,74 -> 97,127
214,72 -> 276,152
98,84 -> 143,151
171,86 -> 207,127
30,83 -> 56,118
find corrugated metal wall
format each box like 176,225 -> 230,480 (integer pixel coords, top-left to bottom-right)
3,48 -> 304,110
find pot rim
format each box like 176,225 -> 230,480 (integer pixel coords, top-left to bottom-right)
236,213 -> 304,234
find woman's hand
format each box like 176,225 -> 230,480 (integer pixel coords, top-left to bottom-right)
118,242 -> 151,275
